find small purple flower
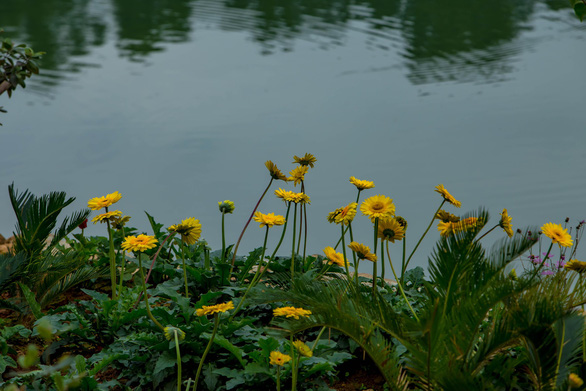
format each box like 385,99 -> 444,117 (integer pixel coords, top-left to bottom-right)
558,260 -> 566,268
560,255 -> 565,261
541,270 -> 554,276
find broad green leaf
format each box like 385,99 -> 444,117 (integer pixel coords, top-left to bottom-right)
19,282 -> 43,319
153,351 -> 176,376
205,334 -> 247,368
0,354 -> 17,374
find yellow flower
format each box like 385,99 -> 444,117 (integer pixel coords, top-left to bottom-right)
121,234 -> 158,252
569,373 -> 584,388
288,166 -> 309,186
168,217 -> 202,245
253,212 -> 286,228
434,184 -> 461,208
360,195 -> 395,222
265,161 -> 288,181
270,351 -> 292,366
437,221 -> 454,237
435,210 -> 460,223
377,218 -> 405,243
565,259 -> 586,273
218,200 -> 235,214
292,341 -> 313,357
164,326 -> 186,342
541,222 -> 573,248
275,189 -> 310,204
323,246 -> 346,267
91,210 -> 122,224
499,209 -> 513,237
395,216 -> 408,230
111,215 -> 131,230
87,191 -> 122,211
292,153 -> 317,168
348,242 -> 377,262
273,306 -> 312,319
349,176 -> 375,191
438,218 -> 479,237
335,202 -> 358,225
195,301 -> 234,317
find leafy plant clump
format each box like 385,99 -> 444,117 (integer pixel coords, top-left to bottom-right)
1,154 -> 585,391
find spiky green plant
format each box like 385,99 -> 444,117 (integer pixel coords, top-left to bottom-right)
254,208 -> 586,390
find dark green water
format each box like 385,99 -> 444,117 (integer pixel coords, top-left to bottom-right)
1,0 -> 585,272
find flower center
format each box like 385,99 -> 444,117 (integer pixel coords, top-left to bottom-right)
383,229 -> 395,239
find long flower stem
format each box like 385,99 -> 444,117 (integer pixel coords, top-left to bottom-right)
181,242 -> 189,298
334,190 -> 362,249
403,200 -> 445,278
230,178 -> 274,274
311,326 -> 328,352
174,330 -> 182,391
476,224 -> 498,242
118,226 -> 127,297
270,203 -> 291,260
276,366 -> 281,391
291,203 -> 298,278
340,225 -> 351,280
400,236 -> 406,284
230,227 -> 270,321
220,213 -> 226,262
194,315 -> 220,391
290,335 -> 298,391
137,253 -> 164,331
387,242 -> 419,321
106,218 -> 117,299
348,223 -> 357,270
372,218 -> 379,296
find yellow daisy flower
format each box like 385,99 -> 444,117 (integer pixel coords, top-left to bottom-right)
195,301 -> 234,317
437,221 -> 454,237
395,216 -> 408,229
168,217 -> 202,245
218,200 -> 235,214
87,191 -> 122,211
323,246 -> 346,267
435,210 -> 460,223
541,222 -> 573,248
569,373 -> 584,388
565,259 -> 586,273
334,202 -> 358,225
349,176 -> 375,190
121,234 -> 158,252
111,215 -> 131,230
288,166 -> 309,187
91,210 -> 122,224
265,161 -> 288,181
292,153 -> 317,168
360,195 -> 395,222
164,326 -> 186,342
274,189 -> 310,204
273,306 -> 312,319
499,209 -> 513,237
348,242 -> 377,262
377,218 -> 405,243
253,212 -> 286,228
270,351 -> 292,366
434,184 -> 461,208
292,341 -> 313,357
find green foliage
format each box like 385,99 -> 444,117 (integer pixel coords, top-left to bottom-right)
569,0 -> 586,21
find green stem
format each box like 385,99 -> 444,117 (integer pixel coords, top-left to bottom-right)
221,212 -> 226,262
181,242 -> 189,298
400,236 -> 407,286
290,335 -> 298,391
137,253 -> 164,331
333,190 -> 362,250
340,225 -> 351,280
403,200 -> 445,275
387,242 -> 419,321
348,223 -> 357,270
174,330 -> 182,391
372,218 -> 379,296
270,203 -> 291,260
118,226 -> 127,297
311,326 -> 327,352
106,218 -> 117,300
380,238 -> 385,285
230,178 -> 274,274
276,366 -> 281,391
476,224 -> 498,242
230,227 -> 270,321
194,315 -> 220,391
291,203 -> 298,278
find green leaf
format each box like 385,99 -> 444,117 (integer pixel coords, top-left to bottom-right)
257,337 -> 279,359
0,354 -> 17,374
207,334 -> 247,368
153,351 -> 176,376
19,282 -> 43,319
145,211 -> 165,238
81,289 -> 109,302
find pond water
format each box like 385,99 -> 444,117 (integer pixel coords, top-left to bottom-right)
1,0 -> 585,274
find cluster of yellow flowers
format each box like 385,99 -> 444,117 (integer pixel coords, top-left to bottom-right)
87,191 -> 130,228
273,306 -> 312,319
196,301 -> 234,317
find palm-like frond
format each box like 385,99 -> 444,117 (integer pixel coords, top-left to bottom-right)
250,273 -> 412,390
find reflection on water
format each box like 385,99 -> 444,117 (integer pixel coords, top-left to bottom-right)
0,0 -> 580,88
